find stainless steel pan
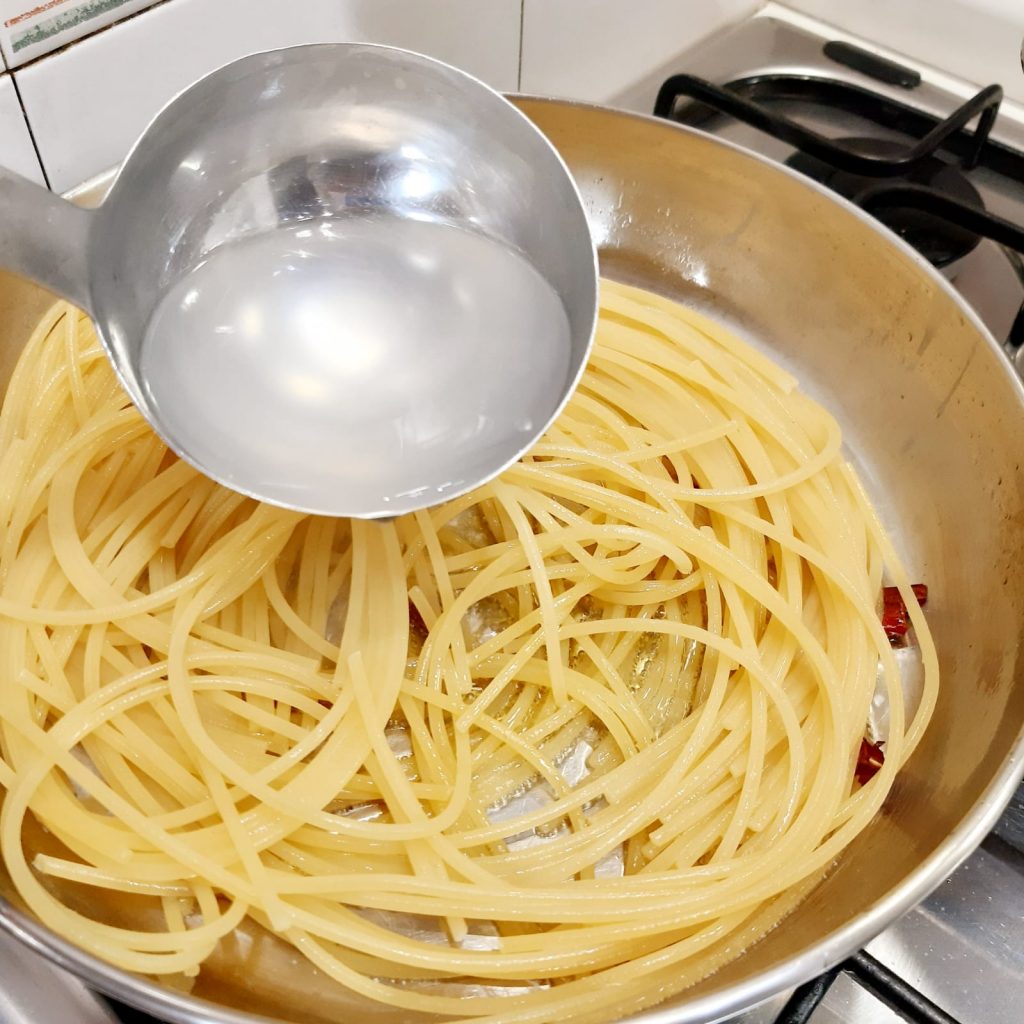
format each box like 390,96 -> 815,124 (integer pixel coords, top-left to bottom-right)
0,97 -> 1022,1024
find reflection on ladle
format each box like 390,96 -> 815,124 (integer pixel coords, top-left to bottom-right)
0,43 -> 597,518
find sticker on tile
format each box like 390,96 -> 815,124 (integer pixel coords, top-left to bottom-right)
0,0 -> 160,66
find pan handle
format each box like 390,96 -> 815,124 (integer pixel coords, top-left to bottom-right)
0,166 -> 95,316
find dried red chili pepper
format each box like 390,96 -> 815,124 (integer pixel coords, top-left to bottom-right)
881,583 -> 928,642
408,600 -> 429,642
855,737 -> 885,785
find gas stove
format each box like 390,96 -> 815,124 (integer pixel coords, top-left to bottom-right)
628,5 -> 1024,373
640,7 -> 1024,1024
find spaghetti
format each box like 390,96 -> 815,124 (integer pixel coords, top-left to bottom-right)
0,281 -> 937,1023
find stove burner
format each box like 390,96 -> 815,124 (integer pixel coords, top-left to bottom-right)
786,138 -> 984,267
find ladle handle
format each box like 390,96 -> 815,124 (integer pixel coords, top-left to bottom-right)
0,166 -> 93,315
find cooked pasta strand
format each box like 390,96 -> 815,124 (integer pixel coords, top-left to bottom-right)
0,284 -> 937,1023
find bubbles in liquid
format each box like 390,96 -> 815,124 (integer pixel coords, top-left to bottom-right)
140,216 -> 573,516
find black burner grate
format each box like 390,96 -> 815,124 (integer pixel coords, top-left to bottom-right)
653,75 -> 1003,174
654,74 -> 1024,181
653,72 -> 1024,352
106,1000 -> 164,1023
651,72 -> 1024,354
777,951 -> 961,1024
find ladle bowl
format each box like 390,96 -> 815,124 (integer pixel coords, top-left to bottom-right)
0,44 -> 598,518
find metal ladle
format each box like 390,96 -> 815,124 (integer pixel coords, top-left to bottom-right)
0,44 -> 597,518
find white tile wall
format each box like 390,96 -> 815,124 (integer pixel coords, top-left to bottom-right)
781,0 -> 1024,104
0,72 -> 44,182
0,0 -> 160,68
12,0 -> 1020,197
520,0 -> 761,109
15,0 -> 523,191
